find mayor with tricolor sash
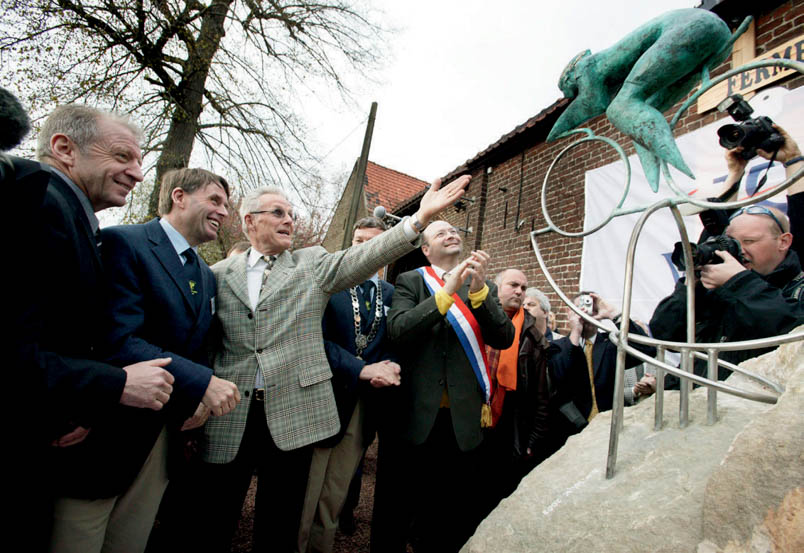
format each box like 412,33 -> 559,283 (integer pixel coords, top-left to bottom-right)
388,220 -> 514,553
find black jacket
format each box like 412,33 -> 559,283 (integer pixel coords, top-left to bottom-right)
498,312 -> 551,458
650,249 -> 804,386
549,320 -> 655,421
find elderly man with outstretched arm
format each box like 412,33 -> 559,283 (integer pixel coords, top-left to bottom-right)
189,176 -> 470,552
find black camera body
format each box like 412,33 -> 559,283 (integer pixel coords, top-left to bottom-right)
716,94 -> 784,160
671,235 -> 745,272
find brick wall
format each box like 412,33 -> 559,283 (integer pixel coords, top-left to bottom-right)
443,1 -> 804,332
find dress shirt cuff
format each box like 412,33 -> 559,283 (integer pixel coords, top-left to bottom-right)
435,289 -> 455,315
468,284 -> 489,308
402,216 -> 419,241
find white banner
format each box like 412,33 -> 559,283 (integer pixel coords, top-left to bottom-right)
580,86 -> 804,324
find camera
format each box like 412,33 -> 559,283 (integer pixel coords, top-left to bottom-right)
577,294 -> 594,315
671,235 -> 745,272
716,94 -> 784,160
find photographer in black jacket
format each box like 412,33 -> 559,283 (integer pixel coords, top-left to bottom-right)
651,127 -> 804,386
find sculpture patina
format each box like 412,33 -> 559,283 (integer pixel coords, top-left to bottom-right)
547,9 -> 743,191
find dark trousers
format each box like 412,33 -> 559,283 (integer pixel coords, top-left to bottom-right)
409,408 -> 482,553
190,399 -> 313,553
369,427 -> 410,553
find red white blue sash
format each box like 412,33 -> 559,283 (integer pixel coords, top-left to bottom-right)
416,266 -> 491,404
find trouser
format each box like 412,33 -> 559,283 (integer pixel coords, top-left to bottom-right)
409,408 -> 482,553
190,397 -> 313,553
369,421 -> 410,553
298,399 -> 365,553
49,427 -> 169,553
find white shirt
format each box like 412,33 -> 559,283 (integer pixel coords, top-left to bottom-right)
159,218 -> 195,263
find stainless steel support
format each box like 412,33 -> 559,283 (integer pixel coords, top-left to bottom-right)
654,346 -> 665,431
707,349 -> 718,425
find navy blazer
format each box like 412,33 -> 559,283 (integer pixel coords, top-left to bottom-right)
101,218 -> 214,416
29,167 -> 128,429
320,279 -> 396,446
549,322 -> 656,418
51,219 -> 215,499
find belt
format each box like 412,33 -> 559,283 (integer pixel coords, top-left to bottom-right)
253,388 -> 265,401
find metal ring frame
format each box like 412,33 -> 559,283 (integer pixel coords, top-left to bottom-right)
530,58 -> 804,479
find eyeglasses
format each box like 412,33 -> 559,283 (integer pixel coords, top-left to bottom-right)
250,208 -> 296,222
728,205 -> 785,234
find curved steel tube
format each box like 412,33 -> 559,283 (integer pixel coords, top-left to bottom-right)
529,57 -> 801,479
617,341 -> 780,404
539,130 -> 631,238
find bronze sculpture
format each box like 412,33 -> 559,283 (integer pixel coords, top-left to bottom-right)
548,9 -> 746,191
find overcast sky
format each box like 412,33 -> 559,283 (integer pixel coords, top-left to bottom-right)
305,0 -> 699,185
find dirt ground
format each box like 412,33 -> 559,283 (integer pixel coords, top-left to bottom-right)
232,440 -> 380,553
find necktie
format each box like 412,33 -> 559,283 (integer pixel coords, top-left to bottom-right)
182,248 -> 203,312
584,340 -> 600,422
261,255 -> 276,289
360,280 -> 375,310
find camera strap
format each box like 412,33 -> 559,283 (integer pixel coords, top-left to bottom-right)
753,148 -> 779,196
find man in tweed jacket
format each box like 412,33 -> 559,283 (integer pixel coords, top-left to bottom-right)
192,177 -> 470,552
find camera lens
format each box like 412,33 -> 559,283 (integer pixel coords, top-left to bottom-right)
717,124 -> 745,149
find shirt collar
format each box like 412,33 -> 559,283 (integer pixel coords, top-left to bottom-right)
582,332 -> 598,347
430,264 -> 450,280
49,166 -> 99,234
248,246 -> 274,268
158,218 -> 194,258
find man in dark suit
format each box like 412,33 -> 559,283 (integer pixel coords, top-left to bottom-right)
85,168 -> 240,553
18,104 -> 177,552
549,292 -> 656,443
298,216 -> 401,553
388,220 -> 514,553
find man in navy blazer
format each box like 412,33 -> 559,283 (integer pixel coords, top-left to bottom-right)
49,167 -> 240,553
298,216 -> 402,553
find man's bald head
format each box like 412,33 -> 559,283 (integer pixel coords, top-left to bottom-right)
726,206 -> 792,276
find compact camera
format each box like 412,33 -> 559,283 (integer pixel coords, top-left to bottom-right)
577,294 -> 595,315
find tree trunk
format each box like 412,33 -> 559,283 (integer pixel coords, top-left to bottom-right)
146,0 -> 235,220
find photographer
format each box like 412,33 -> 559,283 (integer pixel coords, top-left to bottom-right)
650,128 -> 804,387
548,293 -> 655,446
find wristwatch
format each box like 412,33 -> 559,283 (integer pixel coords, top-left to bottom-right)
410,213 -> 427,233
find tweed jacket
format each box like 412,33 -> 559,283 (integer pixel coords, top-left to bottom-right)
204,222 -> 416,463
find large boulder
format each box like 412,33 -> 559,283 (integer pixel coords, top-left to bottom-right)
462,334 -> 803,553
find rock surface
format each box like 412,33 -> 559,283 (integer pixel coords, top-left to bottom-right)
462,335 -> 803,553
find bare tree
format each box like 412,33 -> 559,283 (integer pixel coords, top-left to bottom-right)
1,0 -> 385,218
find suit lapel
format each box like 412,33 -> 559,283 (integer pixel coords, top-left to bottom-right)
224,251 -> 252,310
146,219 -> 198,315
48,174 -> 103,274
185,260 -> 214,349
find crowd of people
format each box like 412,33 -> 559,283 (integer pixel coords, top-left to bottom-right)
5,92 -> 803,553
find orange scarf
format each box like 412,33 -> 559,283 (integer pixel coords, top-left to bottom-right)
489,307 -> 524,425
